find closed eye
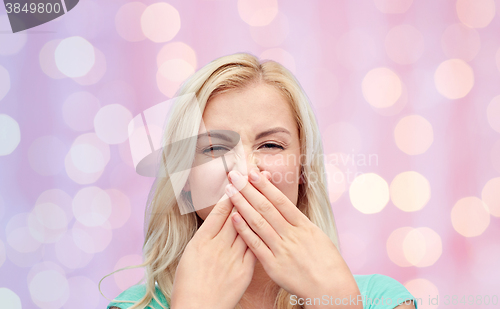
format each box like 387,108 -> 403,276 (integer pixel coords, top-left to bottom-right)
259,143 -> 284,150
202,145 -> 230,155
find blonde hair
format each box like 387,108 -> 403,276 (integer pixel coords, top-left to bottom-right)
104,53 -> 340,309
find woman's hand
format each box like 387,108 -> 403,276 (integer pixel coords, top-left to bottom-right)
225,169 -> 361,308
170,194 -> 257,309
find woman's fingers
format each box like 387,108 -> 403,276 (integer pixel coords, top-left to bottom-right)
231,212 -> 275,263
247,170 -> 307,227
215,207 -> 239,244
227,184 -> 283,253
243,246 -> 257,266
228,170 -> 290,236
231,234 -> 248,254
196,192 -> 234,239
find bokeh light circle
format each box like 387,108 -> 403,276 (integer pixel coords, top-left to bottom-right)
390,171 -> 431,212
55,36 -> 96,78
5,242 -> 43,268
157,42 -> 197,68
349,173 -> 390,214
71,221 -> 112,254
114,254 -> 145,291
31,202 -> 68,230
29,270 -> 69,307
94,104 -> 133,144
141,2 -> 181,43
66,276 -> 100,309
156,42 -> 197,97
0,15 -> 27,55
434,59 -> 474,99
324,163 -> 347,203
260,48 -> 296,73
394,115 -> 434,155
387,227 -> 413,267
0,65 -> 10,102
0,114 -> 21,156
487,95 -> 500,134
451,196 -> 490,237
404,278 -> 439,309
63,91 -> 101,132
0,288 -> 22,309
35,189 -> 74,223
28,202 -> 68,244
456,0 -> 496,29
441,23 -> 481,61
115,2 -> 147,42
70,144 -> 105,174
55,234 -> 94,269
106,189 -> 132,229
413,227 -> 443,267
72,47 -> 107,86
249,12 -> 289,47
387,226 -> 441,268
28,136 -> 67,176
402,228 -> 426,265
72,186 -> 112,227
362,67 -> 402,108
238,0 -> 278,26
374,0 -> 413,14
39,39 -> 66,79
385,24 -> 425,65
159,59 -> 195,82
7,214 -> 42,253
481,177 -> 500,217
65,133 -> 110,184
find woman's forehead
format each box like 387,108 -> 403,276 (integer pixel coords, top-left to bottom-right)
202,84 -> 297,131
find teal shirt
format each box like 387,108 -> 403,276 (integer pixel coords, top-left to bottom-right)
107,274 -> 418,309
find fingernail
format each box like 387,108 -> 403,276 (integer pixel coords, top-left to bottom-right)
249,170 -> 260,182
232,212 -> 241,223
229,170 -> 246,190
225,184 -> 238,197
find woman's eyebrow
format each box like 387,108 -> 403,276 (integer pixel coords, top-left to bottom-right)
255,127 -> 291,140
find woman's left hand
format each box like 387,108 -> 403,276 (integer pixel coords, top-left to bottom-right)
225,169 -> 361,308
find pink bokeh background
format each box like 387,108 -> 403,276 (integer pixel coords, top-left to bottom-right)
1,0 -> 499,308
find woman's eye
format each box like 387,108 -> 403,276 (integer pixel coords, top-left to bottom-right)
260,143 -> 284,150
202,146 -> 229,155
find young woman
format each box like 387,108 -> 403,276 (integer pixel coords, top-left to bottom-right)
106,53 -> 418,309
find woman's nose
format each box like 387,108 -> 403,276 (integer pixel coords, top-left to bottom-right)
230,148 -> 259,177
245,151 -> 260,174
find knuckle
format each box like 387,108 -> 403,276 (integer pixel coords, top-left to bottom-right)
251,237 -> 262,250
252,217 -> 267,230
274,194 -> 288,207
212,205 -> 229,217
256,200 -> 272,213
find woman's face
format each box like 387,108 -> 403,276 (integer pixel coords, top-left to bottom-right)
187,82 -> 302,220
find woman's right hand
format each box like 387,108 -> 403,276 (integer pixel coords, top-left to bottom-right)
170,192 -> 257,309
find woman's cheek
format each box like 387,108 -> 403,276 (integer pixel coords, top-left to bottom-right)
190,159 -> 230,212
260,155 -> 300,205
